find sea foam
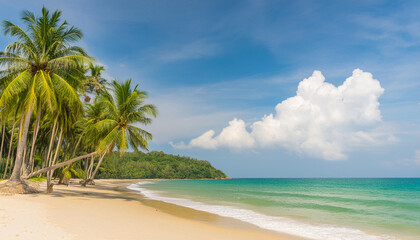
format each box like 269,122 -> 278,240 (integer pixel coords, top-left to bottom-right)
127,182 -> 398,240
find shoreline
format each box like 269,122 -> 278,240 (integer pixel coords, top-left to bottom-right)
125,179 -> 414,240
0,179 -> 292,240
121,179 -> 305,240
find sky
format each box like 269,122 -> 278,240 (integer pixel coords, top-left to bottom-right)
1,0 -> 419,177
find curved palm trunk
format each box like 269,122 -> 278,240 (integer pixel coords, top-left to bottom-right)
25,108 -> 41,175
3,119 -> 17,179
9,104 -> 34,182
25,152 -> 97,179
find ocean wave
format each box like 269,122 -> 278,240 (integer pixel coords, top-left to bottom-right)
127,182 -> 398,240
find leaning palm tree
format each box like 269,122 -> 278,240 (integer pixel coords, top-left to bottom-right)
84,79 -> 157,184
0,7 -> 90,187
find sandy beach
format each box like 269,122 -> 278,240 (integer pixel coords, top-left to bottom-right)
0,180 -> 289,240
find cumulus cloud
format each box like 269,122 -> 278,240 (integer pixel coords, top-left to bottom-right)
170,118 -> 255,149
172,69 -> 396,160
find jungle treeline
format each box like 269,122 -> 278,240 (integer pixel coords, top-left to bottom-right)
97,151 -> 228,179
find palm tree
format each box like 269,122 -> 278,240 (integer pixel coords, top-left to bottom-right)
84,79 -> 157,183
45,97 -> 83,189
83,63 -> 107,103
88,63 -> 107,92
0,8 -> 158,194
0,7 -> 90,184
26,79 -> 157,190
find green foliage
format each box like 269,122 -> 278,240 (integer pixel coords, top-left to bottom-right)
28,177 -> 47,182
97,151 -> 227,179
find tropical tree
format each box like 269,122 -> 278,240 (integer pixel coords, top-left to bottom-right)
87,64 -> 107,92
83,63 -> 107,103
0,7 -> 157,194
25,79 -> 157,189
83,79 -> 157,184
0,6 -> 90,185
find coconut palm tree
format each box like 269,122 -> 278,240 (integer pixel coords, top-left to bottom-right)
26,79 -> 157,191
0,8 -> 158,194
0,6 -> 90,184
88,64 -> 107,92
83,63 -> 107,103
84,79 -> 157,183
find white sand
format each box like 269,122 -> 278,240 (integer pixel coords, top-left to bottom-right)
0,180 -> 288,240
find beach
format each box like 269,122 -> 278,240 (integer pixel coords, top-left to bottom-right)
0,180 -> 288,240
130,178 -> 420,240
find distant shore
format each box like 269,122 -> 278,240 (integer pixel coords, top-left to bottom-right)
0,179 -> 288,240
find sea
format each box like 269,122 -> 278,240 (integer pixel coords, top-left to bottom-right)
127,178 -> 420,240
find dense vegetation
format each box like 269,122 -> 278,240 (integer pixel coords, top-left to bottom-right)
0,7 -> 158,193
97,151 -> 227,179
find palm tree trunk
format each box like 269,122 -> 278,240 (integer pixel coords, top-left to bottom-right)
84,157 -> 89,172
71,131 -> 85,158
21,146 -> 27,175
87,155 -> 95,179
25,108 -> 41,175
47,127 -> 63,188
10,115 -> 24,176
38,147 -> 48,178
89,153 -> 106,182
3,118 -> 16,179
9,104 -> 34,182
25,152 -> 97,179
0,124 -> 5,168
9,153 -> 15,177
8,153 -> 14,176
45,116 -> 58,169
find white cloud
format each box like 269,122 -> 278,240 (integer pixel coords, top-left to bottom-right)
145,89 -> 246,144
172,69 -> 396,160
171,119 -> 255,149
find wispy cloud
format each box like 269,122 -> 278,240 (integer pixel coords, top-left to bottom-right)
158,39 -> 221,62
353,14 -> 420,41
351,10 -> 420,54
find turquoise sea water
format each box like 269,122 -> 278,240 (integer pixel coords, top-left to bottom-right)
128,178 -> 420,240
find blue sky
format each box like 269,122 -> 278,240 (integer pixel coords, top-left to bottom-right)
1,0 -> 419,177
